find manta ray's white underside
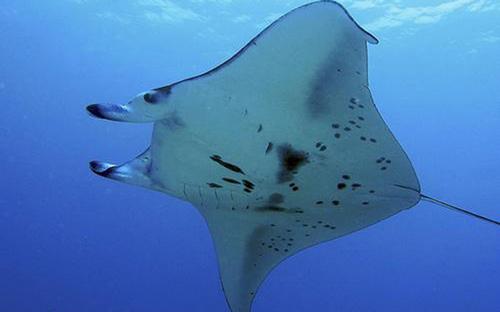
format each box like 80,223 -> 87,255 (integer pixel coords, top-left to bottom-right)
87,1 -> 423,311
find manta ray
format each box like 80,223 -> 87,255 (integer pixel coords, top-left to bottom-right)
86,1 -> 499,311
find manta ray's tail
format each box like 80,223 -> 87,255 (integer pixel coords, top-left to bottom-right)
394,184 -> 499,226
420,194 -> 499,226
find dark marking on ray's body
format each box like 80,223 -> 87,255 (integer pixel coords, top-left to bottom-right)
222,178 -> 241,185
210,155 -> 245,174
265,142 -> 274,154
153,84 -> 172,94
316,142 -> 327,151
257,124 -> 263,133
268,193 -> 284,204
256,206 -> 287,213
160,112 -> 185,130
208,183 -> 223,188
143,88 -> 170,104
277,144 -> 309,183
242,179 -> 255,190
306,54 -> 342,118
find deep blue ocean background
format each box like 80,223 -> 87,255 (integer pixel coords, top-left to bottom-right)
1,1 -> 499,311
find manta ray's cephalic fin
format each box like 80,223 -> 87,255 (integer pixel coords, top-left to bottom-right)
89,147 -> 157,190
86,86 -> 172,123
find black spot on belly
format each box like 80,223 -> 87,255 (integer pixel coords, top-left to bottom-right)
210,155 -> 245,175
268,193 -> 284,204
242,179 -> 255,190
207,183 -> 223,188
337,183 -> 347,190
276,144 -> 309,183
265,142 -> 274,155
257,206 -> 287,213
222,178 -> 241,185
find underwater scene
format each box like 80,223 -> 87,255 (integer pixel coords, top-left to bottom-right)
1,1 -> 499,311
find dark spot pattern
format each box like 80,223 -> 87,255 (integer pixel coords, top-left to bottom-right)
257,206 -> 287,213
210,155 -> 245,175
316,142 -> 327,151
277,144 -> 309,183
376,157 -> 392,171
265,142 -> 274,155
222,178 -> 241,185
352,183 -> 362,189
268,193 -> 284,205
207,183 -> 222,188
243,179 -> 255,190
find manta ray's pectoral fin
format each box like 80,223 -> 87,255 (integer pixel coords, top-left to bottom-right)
86,86 -> 172,123
89,147 -> 157,189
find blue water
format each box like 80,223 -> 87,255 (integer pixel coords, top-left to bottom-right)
1,1 -> 499,311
